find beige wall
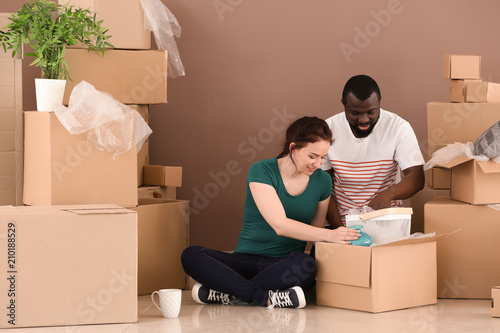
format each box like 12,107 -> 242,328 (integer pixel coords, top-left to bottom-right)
3,0 -> 500,251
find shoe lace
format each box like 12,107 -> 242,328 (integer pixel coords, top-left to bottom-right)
208,289 -> 232,305
267,290 -> 293,309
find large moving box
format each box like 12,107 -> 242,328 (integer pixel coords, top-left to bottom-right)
59,0 -> 151,50
425,197 -> 500,299
23,111 -> 137,207
130,198 -> 189,295
315,235 -> 442,313
427,102 -> 500,154
0,13 -> 23,206
0,205 -> 138,328
409,186 -> 449,234
63,49 -> 168,105
493,287 -> 500,318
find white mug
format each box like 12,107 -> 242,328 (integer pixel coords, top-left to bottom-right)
151,289 -> 182,318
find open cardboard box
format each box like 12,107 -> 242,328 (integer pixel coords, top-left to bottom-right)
436,155 -> 500,204
316,234 -> 445,313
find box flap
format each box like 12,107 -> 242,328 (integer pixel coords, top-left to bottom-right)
315,242 -> 372,288
477,160 -> 500,174
438,155 -> 472,169
376,231 -> 458,247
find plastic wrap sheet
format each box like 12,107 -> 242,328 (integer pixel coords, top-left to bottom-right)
140,0 -> 185,78
346,206 -> 412,246
54,81 -> 152,158
425,142 -> 500,171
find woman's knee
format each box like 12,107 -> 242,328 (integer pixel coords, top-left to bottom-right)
181,246 -> 204,269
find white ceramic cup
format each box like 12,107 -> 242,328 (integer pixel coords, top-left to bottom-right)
151,289 -> 182,318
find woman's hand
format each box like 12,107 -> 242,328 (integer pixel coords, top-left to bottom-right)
327,226 -> 361,244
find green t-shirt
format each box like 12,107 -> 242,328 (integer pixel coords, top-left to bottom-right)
234,158 -> 331,258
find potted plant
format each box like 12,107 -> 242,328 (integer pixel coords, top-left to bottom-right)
0,0 -> 113,111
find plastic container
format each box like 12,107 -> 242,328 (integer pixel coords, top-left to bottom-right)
345,207 -> 413,245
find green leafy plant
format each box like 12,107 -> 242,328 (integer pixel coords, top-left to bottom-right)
0,0 -> 113,80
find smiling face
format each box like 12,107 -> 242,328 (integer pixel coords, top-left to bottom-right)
291,140 -> 331,176
343,91 -> 381,138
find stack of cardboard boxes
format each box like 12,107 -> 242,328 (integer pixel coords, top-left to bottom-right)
0,14 -> 23,207
1,1 -> 188,329
423,55 -> 500,303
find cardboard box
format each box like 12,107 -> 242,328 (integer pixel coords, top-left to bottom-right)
427,102 -> 500,153
466,81 -> 500,103
63,49 -> 167,104
436,155 -> 500,204
130,198 -> 189,295
138,185 -> 176,200
136,105 -> 149,187
429,167 -> 451,190
0,204 -> 138,328
23,111 -> 138,206
144,165 -> 183,187
315,235 -> 442,313
0,14 -> 23,205
443,54 -> 481,79
493,286 -> 500,317
59,0 -> 151,49
425,197 -> 500,299
409,185 -> 449,234
450,79 -> 481,103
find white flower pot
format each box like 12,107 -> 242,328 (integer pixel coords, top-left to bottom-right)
35,78 -> 66,112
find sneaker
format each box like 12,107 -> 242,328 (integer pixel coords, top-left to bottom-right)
192,283 -> 233,305
267,286 -> 306,309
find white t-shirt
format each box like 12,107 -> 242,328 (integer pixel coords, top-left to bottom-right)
321,109 -> 425,223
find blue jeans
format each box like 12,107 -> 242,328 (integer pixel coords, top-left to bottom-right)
181,246 -> 316,306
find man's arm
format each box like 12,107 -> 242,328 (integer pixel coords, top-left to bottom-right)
325,168 -> 344,229
368,165 -> 425,210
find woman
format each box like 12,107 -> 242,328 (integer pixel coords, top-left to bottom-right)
181,116 -> 360,309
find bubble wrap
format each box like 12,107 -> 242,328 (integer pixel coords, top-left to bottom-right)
140,0 -> 185,78
424,142 -> 499,171
54,81 -> 152,158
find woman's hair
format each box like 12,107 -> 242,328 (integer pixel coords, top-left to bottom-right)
278,116 -> 332,158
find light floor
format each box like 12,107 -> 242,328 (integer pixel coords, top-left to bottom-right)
9,291 -> 500,332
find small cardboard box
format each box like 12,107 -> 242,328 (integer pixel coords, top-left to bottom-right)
23,111 -> 137,207
450,79 -> 481,103
144,165 -> 183,187
443,54 -> 481,79
427,102 -> 500,153
0,204 -> 138,328
315,235 -> 442,313
63,49 -> 167,104
425,197 -> 500,299
138,185 -> 176,200
436,155 -> 500,204
466,81 -> 500,103
0,14 -> 23,206
493,286 -> 500,317
429,167 -> 451,190
409,185 -> 449,234
130,198 -> 189,295
59,0 -> 151,49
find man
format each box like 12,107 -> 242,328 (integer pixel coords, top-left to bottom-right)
322,74 -> 425,228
